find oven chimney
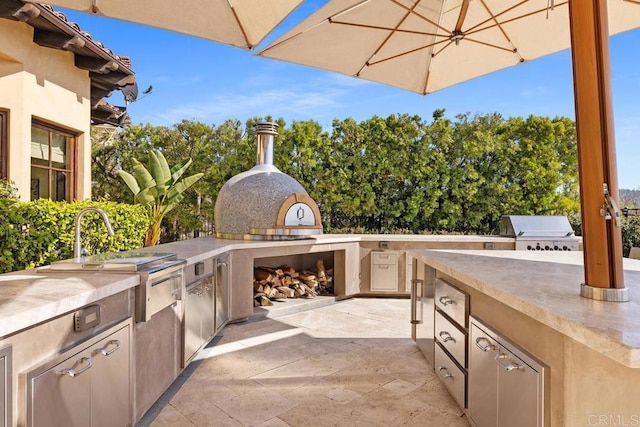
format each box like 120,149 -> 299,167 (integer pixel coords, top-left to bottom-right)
255,122 -> 278,167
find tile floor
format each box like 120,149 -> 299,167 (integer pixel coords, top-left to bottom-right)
146,298 -> 469,427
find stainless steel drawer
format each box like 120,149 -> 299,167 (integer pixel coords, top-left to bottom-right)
435,279 -> 468,327
371,251 -> 397,265
435,343 -> 466,409
435,310 -> 467,368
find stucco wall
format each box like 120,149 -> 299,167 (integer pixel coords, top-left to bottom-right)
0,19 -> 91,200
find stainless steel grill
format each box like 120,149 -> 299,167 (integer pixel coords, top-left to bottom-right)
499,215 -> 581,251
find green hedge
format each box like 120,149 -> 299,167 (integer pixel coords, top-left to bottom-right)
0,198 -> 148,273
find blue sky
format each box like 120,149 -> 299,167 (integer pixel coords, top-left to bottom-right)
61,1 -> 640,189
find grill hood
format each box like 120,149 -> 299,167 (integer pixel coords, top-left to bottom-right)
214,122 -> 323,240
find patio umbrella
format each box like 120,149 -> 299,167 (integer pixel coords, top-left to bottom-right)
258,0 -> 640,94
41,0 -> 303,49
259,0 -> 640,298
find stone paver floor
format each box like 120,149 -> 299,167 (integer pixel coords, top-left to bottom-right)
146,298 -> 469,427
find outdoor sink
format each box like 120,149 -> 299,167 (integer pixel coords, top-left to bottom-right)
45,251 -> 178,272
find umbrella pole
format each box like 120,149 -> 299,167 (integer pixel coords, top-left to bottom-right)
569,0 -> 628,301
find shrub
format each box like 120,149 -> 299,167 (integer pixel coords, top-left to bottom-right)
0,199 -> 148,273
621,215 -> 640,257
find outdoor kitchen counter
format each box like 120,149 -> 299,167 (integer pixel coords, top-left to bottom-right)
409,249 -> 640,368
0,269 -> 139,338
0,234 -> 514,339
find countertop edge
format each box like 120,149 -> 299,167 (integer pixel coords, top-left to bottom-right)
409,249 -> 640,368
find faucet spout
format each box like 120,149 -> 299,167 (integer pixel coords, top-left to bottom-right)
74,207 -> 115,259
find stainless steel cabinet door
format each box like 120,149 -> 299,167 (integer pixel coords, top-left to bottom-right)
200,279 -> 215,342
184,284 -> 202,363
91,326 -> 131,427
1,346 -> 10,427
496,347 -> 540,427
215,259 -> 230,332
469,323 -> 498,427
31,350 -> 92,427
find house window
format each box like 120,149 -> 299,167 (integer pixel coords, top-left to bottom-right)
0,110 -> 7,180
30,121 -> 76,201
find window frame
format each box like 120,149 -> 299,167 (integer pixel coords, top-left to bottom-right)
30,120 -> 77,201
0,109 -> 7,180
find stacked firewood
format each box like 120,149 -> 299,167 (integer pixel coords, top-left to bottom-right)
253,259 -> 334,307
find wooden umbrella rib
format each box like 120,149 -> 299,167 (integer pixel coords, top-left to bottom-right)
464,37 -> 522,55
357,0 -> 424,75
330,20 -> 446,38
260,0 -> 373,54
389,0 -> 452,35
228,2 -> 252,49
366,37 -> 451,67
466,1 -> 568,36
454,0 -> 470,32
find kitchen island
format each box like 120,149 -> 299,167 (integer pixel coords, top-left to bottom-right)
409,249 -> 640,427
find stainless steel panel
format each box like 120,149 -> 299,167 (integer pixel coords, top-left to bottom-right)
184,284 -> 202,365
135,262 -> 184,323
469,323 -> 498,427
497,347 -> 541,427
411,259 -> 435,366
215,257 -> 230,333
499,215 -> 575,237
184,277 -> 215,367
435,310 -> 467,368
435,343 -> 466,410
25,320 -> 132,427
371,251 -> 397,265
134,305 -> 180,420
1,345 -> 10,427
435,279 -> 468,328
31,351 -> 92,427
469,317 -> 545,427
91,326 -> 131,427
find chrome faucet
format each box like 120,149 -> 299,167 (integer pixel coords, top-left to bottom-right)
74,207 -> 115,259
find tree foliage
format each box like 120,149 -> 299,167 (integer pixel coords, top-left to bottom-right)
92,111 -> 580,240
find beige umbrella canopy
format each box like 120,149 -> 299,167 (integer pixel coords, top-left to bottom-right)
261,0 -> 640,299
259,0 -> 640,94
41,0 -> 303,49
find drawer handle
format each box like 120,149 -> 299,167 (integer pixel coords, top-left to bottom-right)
438,366 -> 453,379
438,331 -> 456,343
475,337 -> 497,352
495,353 -> 522,371
59,356 -> 93,378
94,339 -> 121,357
438,296 -> 455,306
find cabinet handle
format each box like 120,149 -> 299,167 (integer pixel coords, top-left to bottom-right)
94,339 -> 121,357
438,366 -> 453,379
410,279 -> 423,325
59,356 -> 93,378
475,337 -> 497,352
494,353 -> 522,371
438,296 -> 455,306
438,331 -> 456,343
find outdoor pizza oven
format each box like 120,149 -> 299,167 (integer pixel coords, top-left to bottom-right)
214,122 -> 323,240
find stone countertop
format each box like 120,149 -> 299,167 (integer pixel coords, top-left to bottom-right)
0,234 -> 514,339
0,269 -> 139,338
151,234 -> 514,264
408,249 -> 640,368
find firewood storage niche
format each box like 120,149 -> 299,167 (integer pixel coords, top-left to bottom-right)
253,252 -> 335,307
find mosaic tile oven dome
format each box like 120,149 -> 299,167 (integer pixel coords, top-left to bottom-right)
214,122 -> 323,240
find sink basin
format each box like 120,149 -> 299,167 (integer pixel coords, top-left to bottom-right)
47,251 -> 177,272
